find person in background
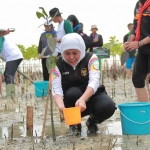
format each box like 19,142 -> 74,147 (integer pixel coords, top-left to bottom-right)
79,22 -> 84,33
67,15 -> 82,34
0,29 -> 10,96
49,8 -> 73,56
123,23 -> 136,78
51,33 -> 116,134
67,15 -> 93,51
38,22 -> 57,81
124,0 -> 150,102
0,71 -> 2,95
0,36 -> 23,98
89,25 -> 103,52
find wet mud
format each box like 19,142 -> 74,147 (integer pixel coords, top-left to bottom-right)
0,78 -> 150,150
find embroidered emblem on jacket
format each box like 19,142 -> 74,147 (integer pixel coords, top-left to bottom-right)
81,68 -> 87,76
52,69 -> 59,80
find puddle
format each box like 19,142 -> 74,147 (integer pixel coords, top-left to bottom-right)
106,121 -> 122,135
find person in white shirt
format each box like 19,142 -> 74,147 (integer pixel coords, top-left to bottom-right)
51,33 -> 116,134
0,36 -> 23,97
49,7 -> 73,56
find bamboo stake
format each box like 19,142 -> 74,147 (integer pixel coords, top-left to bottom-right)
41,70 -> 56,141
41,91 -> 50,140
11,124 -> 13,141
49,70 -> 56,141
26,106 -> 33,134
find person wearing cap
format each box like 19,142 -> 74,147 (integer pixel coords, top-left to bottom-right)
90,25 -> 103,52
51,33 -> 116,134
38,22 -> 57,81
49,8 -> 73,55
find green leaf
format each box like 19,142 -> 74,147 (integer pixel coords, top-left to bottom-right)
46,55 -> 56,73
39,7 -> 48,17
47,35 -> 56,53
51,11 -> 59,21
40,47 -> 47,58
45,33 -> 50,38
103,36 -> 123,57
36,12 -> 45,19
17,44 -> 38,60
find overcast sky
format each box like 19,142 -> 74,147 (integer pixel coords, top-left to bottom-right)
0,0 -> 138,47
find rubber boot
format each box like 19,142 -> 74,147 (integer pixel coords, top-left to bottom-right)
86,117 -> 99,133
69,124 -> 82,135
6,84 -> 15,98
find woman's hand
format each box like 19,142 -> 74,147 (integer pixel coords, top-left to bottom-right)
124,41 -> 139,51
75,98 -> 86,112
53,94 -> 65,113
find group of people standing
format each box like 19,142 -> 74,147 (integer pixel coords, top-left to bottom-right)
38,7 -> 103,81
48,0 -> 150,134
1,0 -> 150,134
38,0 -> 150,133
37,7 -> 116,134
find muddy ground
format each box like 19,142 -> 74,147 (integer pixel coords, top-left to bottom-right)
0,76 -> 150,150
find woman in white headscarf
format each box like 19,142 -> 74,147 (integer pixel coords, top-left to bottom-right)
51,33 -> 116,133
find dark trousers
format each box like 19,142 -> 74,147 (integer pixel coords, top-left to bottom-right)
4,59 -> 22,84
41,58 -> 49,81
64,87 -> 116,124
132,51 -> 150,88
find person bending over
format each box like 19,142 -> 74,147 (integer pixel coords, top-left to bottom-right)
51,33 -> 116,133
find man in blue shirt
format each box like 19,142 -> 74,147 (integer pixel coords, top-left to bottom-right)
123,23 -> 136,78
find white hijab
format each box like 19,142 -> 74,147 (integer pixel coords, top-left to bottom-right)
60,33 -> 85,67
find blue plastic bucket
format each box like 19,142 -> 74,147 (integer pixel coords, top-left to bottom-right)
118,102 -> 150,135
33,81 -> 49,97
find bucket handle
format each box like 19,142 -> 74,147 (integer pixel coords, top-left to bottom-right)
34,84 -> 48,93
119,108 -> 150,125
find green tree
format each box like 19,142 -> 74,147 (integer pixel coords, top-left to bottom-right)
17,44 -> 26,58
17,44 -> 38,60
25,45 -> 38,60
103,36 -> 123,63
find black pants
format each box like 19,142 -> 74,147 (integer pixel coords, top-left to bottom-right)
64,87 -> 116,124
132,51 -> 150,88
41,58 -> 49,81
4,58 -> 22,84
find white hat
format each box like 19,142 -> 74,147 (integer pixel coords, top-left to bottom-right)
91,25 -> 98,31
